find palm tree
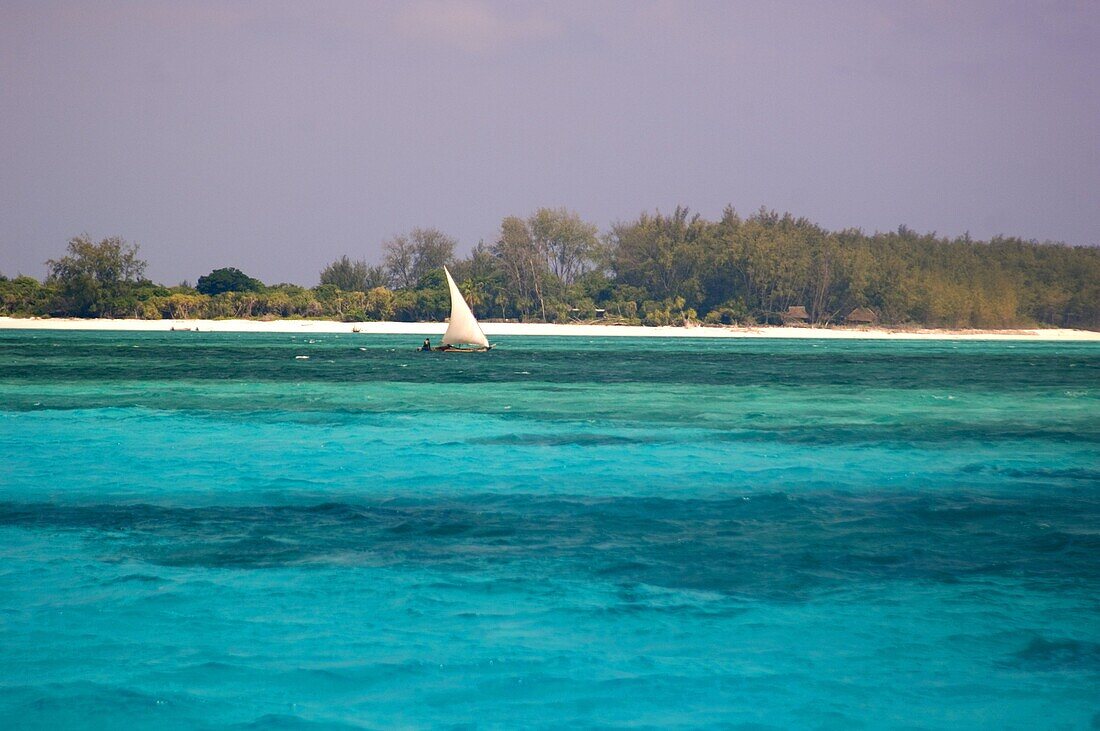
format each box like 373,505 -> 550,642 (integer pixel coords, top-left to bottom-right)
461,278 -> 487,317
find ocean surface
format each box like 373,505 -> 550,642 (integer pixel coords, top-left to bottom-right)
1,330 -> 1097,729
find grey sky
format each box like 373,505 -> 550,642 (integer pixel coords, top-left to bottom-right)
1,0 -> 1098,285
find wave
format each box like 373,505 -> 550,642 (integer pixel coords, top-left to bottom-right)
1000,636 -> 1100,672
3,490 -> 1097,601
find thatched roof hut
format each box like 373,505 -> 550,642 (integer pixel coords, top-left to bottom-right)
782,305 -> 810,324
847,306 -> 878,324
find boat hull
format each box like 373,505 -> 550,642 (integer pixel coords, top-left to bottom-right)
432,344 -> 494,352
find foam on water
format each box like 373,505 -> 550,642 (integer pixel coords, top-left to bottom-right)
1,331 -> 1098,728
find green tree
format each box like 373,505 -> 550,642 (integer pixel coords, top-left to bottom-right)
46,235 -> 147,317
364,286 -> 396,320
607,207 -> 708,307
450,242 -> 503,318
528,207 -> 599,285
493,216 -> 549,320
319,255 -> 388,291
196,267 -> 264,296
0,275 -> 53,316
383,228 -> 456,289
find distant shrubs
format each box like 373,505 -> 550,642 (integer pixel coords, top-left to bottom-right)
704,300 -> 750,326
4,209 -> 1099,329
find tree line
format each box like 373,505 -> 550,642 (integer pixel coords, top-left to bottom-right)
2,206 -> 1098,328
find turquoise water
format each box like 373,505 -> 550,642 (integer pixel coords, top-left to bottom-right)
1,331 -> 1098,729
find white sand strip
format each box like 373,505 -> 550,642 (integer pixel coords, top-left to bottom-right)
2,317 -> 1098,340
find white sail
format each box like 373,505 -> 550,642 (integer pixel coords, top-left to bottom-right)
441,266 -> 490,348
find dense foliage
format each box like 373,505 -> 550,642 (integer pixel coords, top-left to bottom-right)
318,256 -> 387,292
195,267 -> 263,296
3,208 -> 1098,328
43,236 -> 146,317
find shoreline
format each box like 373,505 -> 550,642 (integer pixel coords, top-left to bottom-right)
1,316 -> 1098,341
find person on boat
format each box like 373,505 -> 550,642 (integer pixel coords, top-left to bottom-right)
420,338 -> 432,351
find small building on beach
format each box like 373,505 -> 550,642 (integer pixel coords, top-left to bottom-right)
782,306 -> 810,325
846,307 -> 878,325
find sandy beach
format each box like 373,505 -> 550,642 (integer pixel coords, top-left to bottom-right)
2,316 -> 1097,340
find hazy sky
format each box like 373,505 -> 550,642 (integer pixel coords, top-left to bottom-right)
2,0 -> 1098,285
